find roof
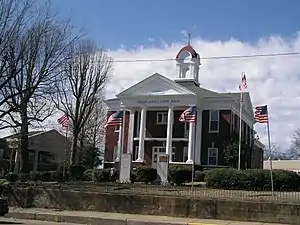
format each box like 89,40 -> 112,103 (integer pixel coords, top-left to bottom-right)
3,129 -> 54,140
175,45 -> 198,60
264,160 -> 300,171
253,138 -> 265,148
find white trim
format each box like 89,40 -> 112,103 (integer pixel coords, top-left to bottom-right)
183,146 -> 188,162
133,137 -> 188,142
156,112 -> 168,125
145,107 -> 188,111
209,110 -> 219,133
134,146 -> 139,161
208,147 -> 218,165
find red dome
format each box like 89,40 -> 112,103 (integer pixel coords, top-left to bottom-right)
175,45 -> 198,59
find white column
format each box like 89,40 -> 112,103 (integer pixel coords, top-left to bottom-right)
194,109 -> 202,165
165,107 -> 174,162
121,107 -> 126,154
115,108 -> 126,162
115,124 -> 122,162
186,121 -> 195,164
136,107 -> 146,162
127,109 -> 135,154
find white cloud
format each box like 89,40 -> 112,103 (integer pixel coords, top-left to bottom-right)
1,34 -> 299,151
106,34 -> 300,150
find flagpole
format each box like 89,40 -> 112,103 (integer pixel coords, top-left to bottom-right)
191,107 -> 197,192
266,106 -> 274,196
238,74 -> 243,170
63,126 -> 68,181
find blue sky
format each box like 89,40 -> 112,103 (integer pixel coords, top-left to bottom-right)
48,0 -> 300,49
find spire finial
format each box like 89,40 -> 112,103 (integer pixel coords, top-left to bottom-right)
188,33 -> 191,45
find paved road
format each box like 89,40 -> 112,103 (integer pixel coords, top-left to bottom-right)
0,218 -> 80,225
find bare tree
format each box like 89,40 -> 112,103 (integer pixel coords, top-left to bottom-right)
54,40 -> 112,166
0,0 -> 34,119
289,129 -> 300,159
84,99 -> 106,150
77,99 -> 106,168
263,142 -> 290,160
0,3 -> 77,173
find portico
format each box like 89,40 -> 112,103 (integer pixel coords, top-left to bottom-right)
105,73 -> 199,166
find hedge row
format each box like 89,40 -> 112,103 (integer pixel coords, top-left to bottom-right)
82,165 -> 200,185
9,165 -> 298,191
204,168 -> 300,191
5,165 -> 88,182
6,171 -> 64,183
5,165 -> 199,185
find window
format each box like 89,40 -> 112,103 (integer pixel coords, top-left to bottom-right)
152,147 -> 175,162
156,112 -> 168,124
209,110 -> 219,132
183,147 -> 188,162
208,147 -> 218,165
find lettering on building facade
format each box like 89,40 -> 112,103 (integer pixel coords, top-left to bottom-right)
136,99 -> 180,104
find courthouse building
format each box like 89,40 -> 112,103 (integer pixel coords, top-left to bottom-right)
104,44 -> 264,169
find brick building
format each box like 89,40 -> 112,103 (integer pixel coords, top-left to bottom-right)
104,44 -> 264,169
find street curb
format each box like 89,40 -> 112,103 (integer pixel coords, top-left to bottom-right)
6,211 -> 188,225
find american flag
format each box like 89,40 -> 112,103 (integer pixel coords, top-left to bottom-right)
57,114 -> 69,128
105,110 -> 123,127
179,106 -> 196,123
254,105 -> 268,123
239,73 -> 247,92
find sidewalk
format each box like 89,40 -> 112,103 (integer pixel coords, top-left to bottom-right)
6,207 -> 287,225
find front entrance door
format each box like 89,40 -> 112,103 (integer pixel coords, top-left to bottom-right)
152,146 -> 175,168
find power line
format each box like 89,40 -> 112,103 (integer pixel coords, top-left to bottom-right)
109,52 -> 300,63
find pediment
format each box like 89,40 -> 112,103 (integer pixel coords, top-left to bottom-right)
116,73 -> 196,98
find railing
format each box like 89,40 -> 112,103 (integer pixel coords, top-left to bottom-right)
11,182 -> 300,204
